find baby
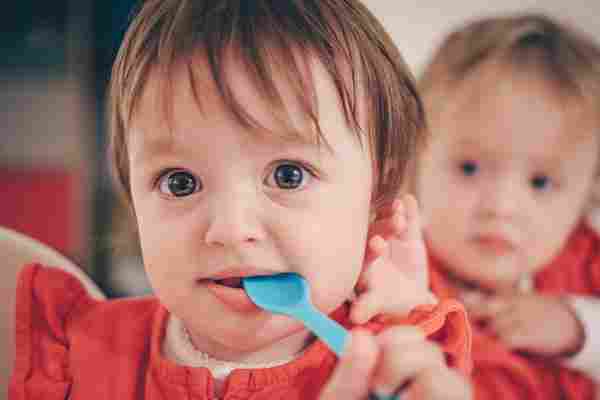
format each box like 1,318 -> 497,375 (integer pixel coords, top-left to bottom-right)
10,1 -> 471,399
410,13 -> 600,400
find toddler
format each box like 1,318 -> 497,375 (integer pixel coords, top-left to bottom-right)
10,1 -> 471,399
412,13 -> 600,400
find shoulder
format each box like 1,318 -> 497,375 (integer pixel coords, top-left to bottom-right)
16,263 -> 159,329
11,263 -> 160,396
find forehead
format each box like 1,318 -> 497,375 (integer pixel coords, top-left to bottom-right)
435,65 -> 598,162
128,51 -> 359,160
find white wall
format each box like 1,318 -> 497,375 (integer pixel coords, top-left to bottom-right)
364,1 -> 600,75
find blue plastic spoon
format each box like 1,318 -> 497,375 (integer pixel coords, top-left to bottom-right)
242,273 -> 399,400
242,272 -> 349,356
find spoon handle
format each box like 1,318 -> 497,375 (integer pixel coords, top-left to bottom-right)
295,305 -> 404,399
294,304 -> 349,357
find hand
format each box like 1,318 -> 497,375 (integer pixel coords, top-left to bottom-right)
319,327 -> 471,400
351,195 -> 436,324
466,293 -> 584,357
364,194 -> 428,286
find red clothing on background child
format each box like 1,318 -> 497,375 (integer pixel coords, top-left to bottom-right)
10,264 -> 471,400
430,222 -> 600,400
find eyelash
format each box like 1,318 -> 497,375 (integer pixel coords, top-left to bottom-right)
265,159 -> 319,190
456,160 -> 556,191
154,160 -> 319,197
155,168 -> 200,198
459,160 -> 478,177
530,174 -> 553,191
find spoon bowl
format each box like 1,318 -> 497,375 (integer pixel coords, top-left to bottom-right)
243,272 -> 309,313
242,272 -> 348,356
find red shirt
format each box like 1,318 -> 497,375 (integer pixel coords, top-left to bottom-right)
429,223 -> 600,400
11,263 -> 471,400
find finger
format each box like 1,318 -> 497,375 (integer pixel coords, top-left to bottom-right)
502,327 -> 534,350
363,235 -> 389,268
491,312 -> 533,350
350,290 -> 383,325
374,198 -> 403,220
387,195 -> 428,286
402,194 -> 424,242
410,367 -> 472,400
319,329 -> 378,400
472,296 -> 513,321
374,342 -> 445,396
372,327 -> 444,395
461,291 -> 488,317
490,312 -> 523,344
368,213 -> 408,241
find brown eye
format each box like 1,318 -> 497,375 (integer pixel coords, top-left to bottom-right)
159,170 -> 201,197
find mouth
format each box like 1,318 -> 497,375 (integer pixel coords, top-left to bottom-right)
473,234 -> 516,254
212,277 -> 243,289
198,268 -> 275,312
199,267 -> 275,288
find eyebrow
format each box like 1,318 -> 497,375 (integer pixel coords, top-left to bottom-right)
129,125 -> 334,166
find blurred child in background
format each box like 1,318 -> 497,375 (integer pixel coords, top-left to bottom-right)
409,13 -> 600,400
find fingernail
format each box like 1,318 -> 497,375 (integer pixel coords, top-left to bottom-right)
371,386 -> 396,398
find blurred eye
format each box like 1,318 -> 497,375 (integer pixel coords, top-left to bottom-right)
531,174 -> 551,191
265,162 -> 313,190
460,160 -> 479,177
158,170 -> 201,197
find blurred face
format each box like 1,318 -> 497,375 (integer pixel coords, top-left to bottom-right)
127,56 -> 374,363
418,67 -> 599,292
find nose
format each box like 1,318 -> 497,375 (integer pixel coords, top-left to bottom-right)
203,192 -> 267,247
479,174 -> 521,219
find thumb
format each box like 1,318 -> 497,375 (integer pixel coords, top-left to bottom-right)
350,290 -> 382,325
319,329 -> 378,400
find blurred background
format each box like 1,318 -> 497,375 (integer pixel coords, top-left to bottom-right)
2,0 -> 599,298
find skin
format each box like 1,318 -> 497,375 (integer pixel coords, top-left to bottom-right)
128,54 -> 374,363
417,63 -> 599,356
126,50 -> 468,398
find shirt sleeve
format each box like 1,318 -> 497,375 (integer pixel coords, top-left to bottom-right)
563,296 -> 600,379
388,298 -> 473,376
9,263 -> 90,399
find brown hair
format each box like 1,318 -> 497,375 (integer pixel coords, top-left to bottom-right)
419,13 -> 600,120
109,0 -> 425,208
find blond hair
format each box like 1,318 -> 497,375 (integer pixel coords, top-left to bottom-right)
419,14 -> 600,120
108,0 -> 425,208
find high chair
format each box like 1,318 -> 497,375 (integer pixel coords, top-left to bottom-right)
0,226 -> 105,400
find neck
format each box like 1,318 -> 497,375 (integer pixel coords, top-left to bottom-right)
185,323 -> 314,365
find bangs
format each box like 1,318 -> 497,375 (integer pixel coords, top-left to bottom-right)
110,0 -> 424,206
123,0 -> 366,149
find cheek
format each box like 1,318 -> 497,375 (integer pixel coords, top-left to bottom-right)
285,197 -> 370,309
529,200 -> 582,253
421,176 -> 473,225
134,202 -> 199,289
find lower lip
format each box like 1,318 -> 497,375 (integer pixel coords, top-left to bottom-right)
204,281 -> 261,313
474,236 -> 515,254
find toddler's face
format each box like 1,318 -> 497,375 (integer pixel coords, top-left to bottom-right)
127,56 -> 373,362
418,69 -> 599,291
